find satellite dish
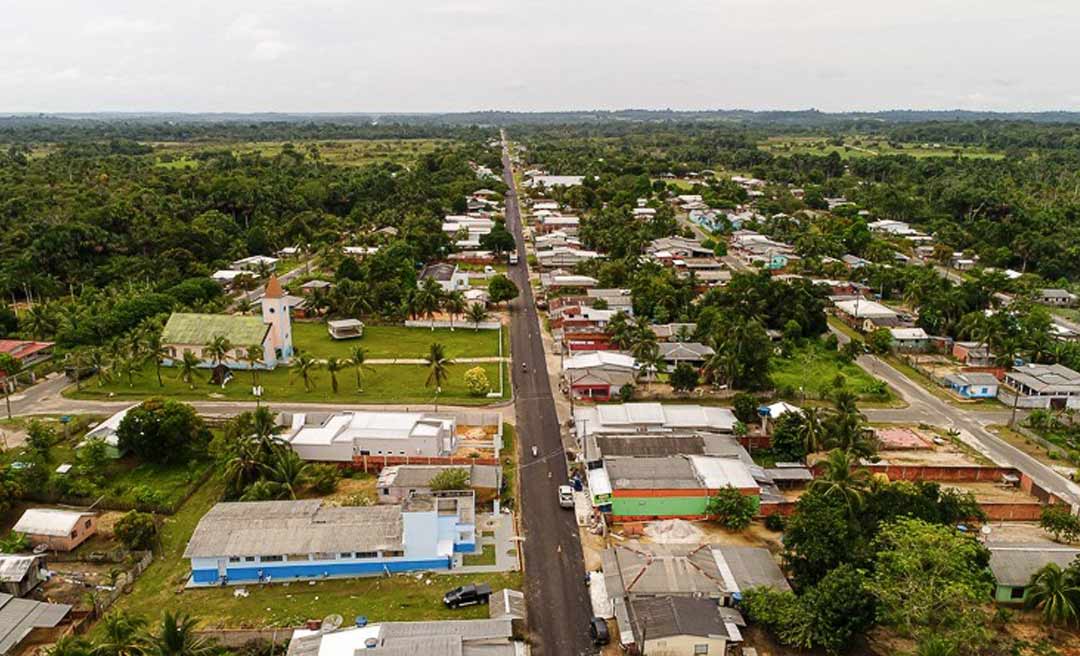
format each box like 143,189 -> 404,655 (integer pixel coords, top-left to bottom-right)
981,525 -> 992,536
321,614 -> 343,634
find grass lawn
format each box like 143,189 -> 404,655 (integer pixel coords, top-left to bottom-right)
68,361 -> 506,405
292,323 -> 502,361
463,544 -> 496,566
109,474 -> 522,629
771,341 -> 892,402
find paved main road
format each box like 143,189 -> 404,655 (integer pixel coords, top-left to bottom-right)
501,133 -> 595,656
830,327 -> 1080,506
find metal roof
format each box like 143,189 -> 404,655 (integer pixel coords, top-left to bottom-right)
1005,364 -> 1080,394
628,596 -> 728,641
0,593 -> 71,655
989,544 -> 1080,587
606,457 -> 699,490
378,465 -> 499,490
12,509 -> 93,538
287,619 -> 515,656
0,557 -> 41,584
603,544 -> 790,599
162,312 -> 269,347
593,435 -> 739,458
183,500 -> 403,559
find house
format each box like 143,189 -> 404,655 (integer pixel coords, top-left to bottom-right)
599,456 -> 759,519
1001,363 -> 1080,410
659,342 -> 715,366
624,596 -> 739,656
231,255 -> 279,271
162,274 -> 293,368
0,340 -> 54,369
586,288 -> 634,312
575,403 -> 737,439
286,618 -> 524,656
889,327 -> 931,352
841,254 -> 871,269
633,207 -> 657,219
652,323 -> 697,342
79,404 -> 137,458
1038,289 -> 1078,307
442,215 -> 495,249
0,593 -> 71,655
279,410 -> 457,461
343,246 -> 380,258
276,246 -> 301,257
376,464 -> 499,504
953,341 -> 994,366
526,174 -> 584,188
327,319 -> 364,340
0,555 -> 46,597
531,200 -> 560,212
988,544 -> 1080,604
944,372 -> 1000,399
868,219 -> 919,236
534,230 -> 581,250
539,273 -> 599,290
563,352 -> 638,401
419,263 -> 470,293
537,215 -> 580,235
12,509 -> 97,552
536,247 -> 600,268
185,494 -> 476,585
646,237 -> 713,259
300,280 -> 333,295
211,270 -> 250,285
833,299 -> 900,331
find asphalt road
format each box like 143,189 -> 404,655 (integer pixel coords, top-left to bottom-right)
830,326 -> 1080,506
501,133 -> 596,656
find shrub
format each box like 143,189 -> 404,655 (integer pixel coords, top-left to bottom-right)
732,393 -> 758,424
0,532 -> 30,554
464,366 -> 491,396
114,511 -> 157,550
117,399 -> 210,465
705,486 -> 756,530
306,464 -> 341,495
430,467 -> 470,491
1041,504 -> 1080,543
764,513 -> 786,532
131,485 -> 165,507
618,384 -> 634,402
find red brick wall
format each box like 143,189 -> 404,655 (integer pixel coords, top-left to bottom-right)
348,455 -> 499,474
813,463 -> 1020,483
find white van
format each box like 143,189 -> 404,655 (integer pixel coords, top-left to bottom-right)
558,485 -> 574,509
508,252 -> 519,265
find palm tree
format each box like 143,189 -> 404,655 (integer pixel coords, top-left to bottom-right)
177,351 -> 200,389
221,435 -> 264,500
416,278 -> 444,329
444,291 -> 467,331
632,341 -> 666,392
115,356 -> 141,388
265,450 -> 309,500
349,346 -> 372,392
244,344 -> 263,385
808,449 -> 871,513
46,636 -> 94,656
1026,562 -> 1080,626
65,348 -> 87,392
424,342 -> 454,392
606,311 -> 635,350
292,353 -> 319,392
326,357 -> 343,394
142,329 -> 170,388
249,405 -> 284,459
234,298 -> 254,315
204,335 -> 233,369
795,406 -> 828,457
149,611 -> 215,656
94,611 -> 148,656
466,303 -> 489,331
21,303 -> 56,340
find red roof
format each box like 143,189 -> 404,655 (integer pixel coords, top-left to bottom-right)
0,339 -> 55,361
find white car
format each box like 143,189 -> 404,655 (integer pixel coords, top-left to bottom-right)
558,485 -> 574,509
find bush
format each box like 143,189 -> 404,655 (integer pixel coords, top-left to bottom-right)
823,333 -> 839,351
0,532 -> 30,553
429,467 -> 470,491
670,363 -> 699,393
705,486 -> 756,530
306,464 -> 341,495
464,366 -> 491,396
618,384 -> 634,402
1041,504 -> 1080,543
764,513 -> 786,532
732,393 -> 759,424
131,485 -> 166,507
117,399 -> 211,465
114,511 -> 157,550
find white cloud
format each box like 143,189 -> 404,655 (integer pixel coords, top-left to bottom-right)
251,39 -> 294,61
84,16 -> 162,36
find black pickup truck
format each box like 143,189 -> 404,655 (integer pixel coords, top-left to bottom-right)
443,583 -> 493,608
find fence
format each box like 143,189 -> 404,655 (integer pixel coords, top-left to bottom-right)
194,629 -> 295,649
350,454 -> 499,474
404,320 -> 501,330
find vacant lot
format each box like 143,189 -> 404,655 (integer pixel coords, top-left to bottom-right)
771,341 -> 892,402
70,360 -> 506,405
292,323 -> 502,361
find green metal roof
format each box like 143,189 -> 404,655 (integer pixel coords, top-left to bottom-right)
162,313 -> 269,347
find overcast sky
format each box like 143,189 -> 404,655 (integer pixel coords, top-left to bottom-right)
3,0 -> 1079,113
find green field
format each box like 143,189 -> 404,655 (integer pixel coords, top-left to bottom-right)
68,360 -> 506,405
771,341 -> 891,402
292,322 -> 502,361
152,138 -> 450,169
760,136 -> 1004,160
109,475 -> 521,629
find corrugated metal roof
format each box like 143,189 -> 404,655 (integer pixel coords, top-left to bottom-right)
628,596 -> 728,640
12,509 -> 93,538
0,593 -> 71,655
989,544 -> 1080,587
162,312 -> 269,347
0,557 -> 41,584
183,500 -> 403,559
606,457 -> 699,489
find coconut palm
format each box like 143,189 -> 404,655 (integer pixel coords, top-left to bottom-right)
424,342 -> 454,390
415,278 -> 444,329
142,329 -> 170,388
1026,562 -> 1080,626
204,335 -> 233,368
443,291 -> 467,331
94,611 -> 148,656
65,348 -> 87,392
795,406 -> 828,457
265,450 -> 309,500
220,434 -> 264,500
632,341 -> 666,392
46,636 -> 94,656
349,346 -> 372,392
244,344 -> 263,385
606,311 -> 635,350
466,303 -> 489,331
292,353 -> 319,392
149,611 -> 215,656
808,449 -> 871,513
177,351 -> 200,389
21,303 -> 57,340
114,356 -> 141,388
326,357 -> 343,394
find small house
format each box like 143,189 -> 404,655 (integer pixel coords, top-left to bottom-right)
0,340 -> 55,369
12,509 -> 97,552
659,342 -> 715,366
230,255 -> 279,272
376,464 -> 499,504
626,596 -> 740,656
953,341 -> 994,366
419,263 -> 470,293
944,372 -> 999,399
1038,289 -> 1079,307
889,327 -> 930,352
989,544 -> 1080,604
299,280 -> 333,295
326,319 -> 364,340
0,594 -> 71,654
79,404 -> 138,458
0,555 -> 47,597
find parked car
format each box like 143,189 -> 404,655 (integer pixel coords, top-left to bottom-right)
558,485 -> 574,509
443,583 -> 493,608
508,252 -> 519,265
589,617 -> 610,646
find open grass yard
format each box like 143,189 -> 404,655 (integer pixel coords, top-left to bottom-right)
292,322 -> 502,361
462,544 -> 496,566
151,138 -> 451,169
108,474 -> 522,629
759,135 -> 1004,160
771,341 -> 892,402
69,360 -> 506,405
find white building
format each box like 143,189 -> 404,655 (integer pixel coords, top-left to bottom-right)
574,403 -> 737,440
279,411 -> 457,461
231,255 -> 280,271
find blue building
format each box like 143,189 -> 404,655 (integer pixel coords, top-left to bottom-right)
944,372 -> 1000,399
183,493 -> 476,586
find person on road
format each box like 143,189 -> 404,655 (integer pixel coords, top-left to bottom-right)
521,361 -> 527,373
